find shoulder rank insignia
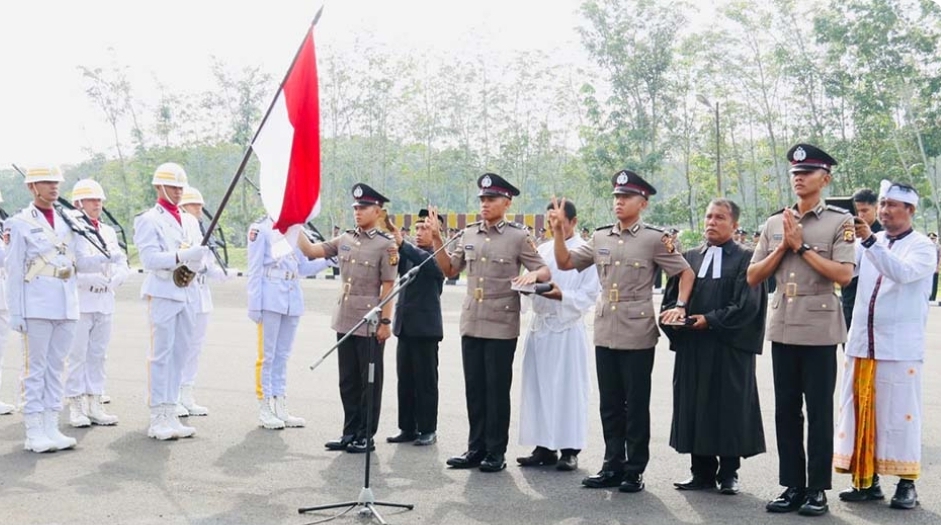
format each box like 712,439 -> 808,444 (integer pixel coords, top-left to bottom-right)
507,221 -> 524,230
595,224 -> 614,231
769,208 -> 786,216
645,224 -> 665,233
465,221 -> 482,228
827,204 -> 851,214
377,230 -> 393,240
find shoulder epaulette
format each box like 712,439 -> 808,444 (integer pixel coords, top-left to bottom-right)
465,221 -> 482,228
644,224 -> 665,233
506,221 -> 525,230
345,228 -> 356,234
770,208 -> 786,216
376,231 -> 393,240
134,210 -> 148,218
595,224 -> 614,231
826,205 -> 851,214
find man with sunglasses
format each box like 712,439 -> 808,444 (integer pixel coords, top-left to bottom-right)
748,144 -> 856,516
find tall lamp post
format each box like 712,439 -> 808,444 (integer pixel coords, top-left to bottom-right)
697,94 -> 721,197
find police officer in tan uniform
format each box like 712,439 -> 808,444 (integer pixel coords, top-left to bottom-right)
550,170 -> 694,493
297,183 -> 397,453
748,144 -> 856,517
427,173 -> 549,473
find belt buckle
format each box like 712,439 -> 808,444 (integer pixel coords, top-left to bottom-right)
608,289 -> 619,302
55,266 -> 73,280
785,282 -> 797,297
474,287 -> 484,301
343,283 -> 351,295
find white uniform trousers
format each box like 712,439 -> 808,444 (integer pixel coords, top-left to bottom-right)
65,312 -> 113,397
146,296 -> 195,407
255,311 -> 300,399
181,312 -> 209,387
0,310 -> 10,398
22,319 -> 77,414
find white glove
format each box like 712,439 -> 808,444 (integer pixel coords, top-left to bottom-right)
89,254 -> 111,266
10,315 -> 26,334
110,250 -> 127,264
248,310 -> 262,324
177,245 -> 210,263
88,273 -> 110,290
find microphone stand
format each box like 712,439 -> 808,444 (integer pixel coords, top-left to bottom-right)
299,231 -> 462,525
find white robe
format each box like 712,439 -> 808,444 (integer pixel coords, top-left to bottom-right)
519,235 -> 599,450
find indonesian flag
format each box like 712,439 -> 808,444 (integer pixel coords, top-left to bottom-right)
252,26 -> 321,236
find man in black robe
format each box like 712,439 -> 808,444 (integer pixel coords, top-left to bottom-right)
660,198 -> 767,495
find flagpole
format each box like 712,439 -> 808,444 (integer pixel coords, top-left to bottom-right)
199,4 -> 325,246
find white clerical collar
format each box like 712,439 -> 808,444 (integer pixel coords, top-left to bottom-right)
698,245 -> 722,279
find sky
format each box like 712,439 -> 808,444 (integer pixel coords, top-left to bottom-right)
0,0 -> 597,167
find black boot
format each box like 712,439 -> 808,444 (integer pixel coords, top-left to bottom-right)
766,487 -> 805,513
890,480 -> 918,510
516,447 -> 558,467
839,475 -> 885,502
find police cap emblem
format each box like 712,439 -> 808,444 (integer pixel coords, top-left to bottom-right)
616,172 -> 629,185
481,175 -> 492,188
793,147 -> 807,162
353,185 -> 364,198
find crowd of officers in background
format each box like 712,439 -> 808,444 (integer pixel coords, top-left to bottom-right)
1,142 -> 939,519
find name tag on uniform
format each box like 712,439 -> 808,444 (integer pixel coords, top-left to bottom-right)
341,245 -> 351,251
30,228 -> 43,234
772,234 -> 783,241
465,244 -> 474,251
598,248 -> 610,255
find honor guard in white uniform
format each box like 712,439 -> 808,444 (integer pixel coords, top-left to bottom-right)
64,179 -> 129,428
0,189 -> 15,415
133,162 -> 209,441
177,186 -> 229,417
248,216 -> 332,429
6,165 -> 121,452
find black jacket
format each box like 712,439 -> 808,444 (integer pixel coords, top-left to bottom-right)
393,241 -> 445,340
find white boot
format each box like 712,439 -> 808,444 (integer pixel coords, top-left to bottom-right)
147,406 -> 177,440
68,396 -> 91,428
272,396 -> 306,428
0,400 -> 15,415
165,404 -> 196,438
23,412 -> 55,453
175,403 -> 189,418
258,398 -> 285,430
86,395 -> 118,426
43,411 -> 77,450
180,385 -> 209,416
100,393 -> 111,404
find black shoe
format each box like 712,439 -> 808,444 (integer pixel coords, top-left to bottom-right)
674,475 -> 717,491
446,450 -> 486,469
414,432 -> 437,446
479,453 -> 507,472
386,431 -> 418,444
839,477 -> 885,502
890,480 -> 918,510
345,438 -> 375,453
618,473 -> 645,493
718,477 -> 740,495
766,487 -> 806,513
798,490 -> 829,516
324,435 -> 355,451
556,454 -> 578,472
517,447 -> 558,467
581,470 -> 624,488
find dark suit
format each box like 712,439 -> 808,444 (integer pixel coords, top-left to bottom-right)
393,242 -> 444,434
840,220 -> 882,328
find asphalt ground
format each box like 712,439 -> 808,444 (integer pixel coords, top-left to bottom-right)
0,273 -> 939,525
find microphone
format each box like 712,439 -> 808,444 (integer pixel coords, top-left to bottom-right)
533,283 -> 553,295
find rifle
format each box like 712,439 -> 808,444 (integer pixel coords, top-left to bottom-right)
196,206 -> 229,271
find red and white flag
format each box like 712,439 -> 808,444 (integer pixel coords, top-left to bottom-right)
252,26 -> 321,237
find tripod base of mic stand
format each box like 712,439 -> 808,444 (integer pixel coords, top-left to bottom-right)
298,487 -> 414,525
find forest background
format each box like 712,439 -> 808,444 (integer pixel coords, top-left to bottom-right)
2,0 -> 940,250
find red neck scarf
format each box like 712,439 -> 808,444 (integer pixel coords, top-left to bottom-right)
158,198 -> 181,225
37,206 -> 55,227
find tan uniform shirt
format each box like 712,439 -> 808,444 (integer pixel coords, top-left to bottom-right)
568,221 -> 690,350
751,201 -> 855,345
322,227 -> 398,337
448,220 -> 546,339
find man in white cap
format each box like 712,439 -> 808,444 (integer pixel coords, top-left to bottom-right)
5,165 -> 121,452
64,179 -> 129,428
176,185 -> 228,417
0,189 -> 15,415
133,163 -> 208,440
248,215 -> 332,429
834,180 -> 936,510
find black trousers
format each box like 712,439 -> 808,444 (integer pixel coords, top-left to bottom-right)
396,336 -> 440,434
691,454 -> 740,482
461,336 -> 517,456
931,272 -> 938,301
595,346 -> 655,475
771,343 -> 837,490
337,333 -> 385,439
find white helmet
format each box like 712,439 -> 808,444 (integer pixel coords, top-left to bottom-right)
151,162 -> 188,188
178,186 -> 205,206
71,179 -> 107,202
24,164 -> 64,184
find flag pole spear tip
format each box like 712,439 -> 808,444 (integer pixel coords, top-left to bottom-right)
312,4 -> 325,27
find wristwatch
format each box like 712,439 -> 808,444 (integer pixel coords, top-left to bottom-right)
380,318 -> 392,325
796,243 -> 811,257
675,300 -> 687,308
